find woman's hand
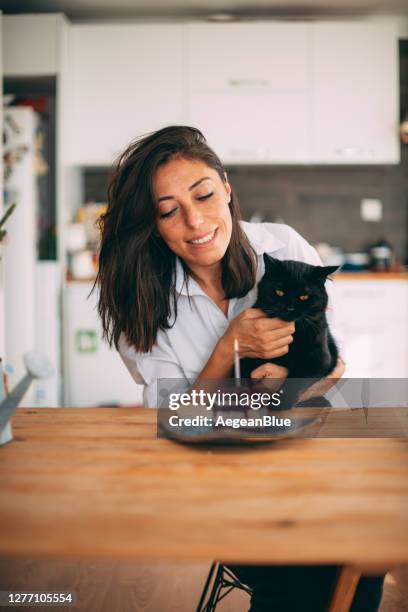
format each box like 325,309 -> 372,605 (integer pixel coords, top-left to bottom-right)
198,309 -> 294,382
222,308 -> 295,360
248,363 -> 289,393
249,363 -> 289,381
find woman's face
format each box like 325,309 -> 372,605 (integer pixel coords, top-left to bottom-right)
154,156 -> 233,274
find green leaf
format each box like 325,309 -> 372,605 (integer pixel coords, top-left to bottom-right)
0,203 -> 17,231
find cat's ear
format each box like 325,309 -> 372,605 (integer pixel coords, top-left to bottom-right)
311,265 -> 339,281
263,253 -> 282,271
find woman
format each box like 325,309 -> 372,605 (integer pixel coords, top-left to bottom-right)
96,125 -> 384,611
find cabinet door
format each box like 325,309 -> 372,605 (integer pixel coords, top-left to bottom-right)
311,22 -> 399,164
186,23 -> 312,164
334,280 -> 408,377
67,24 -> 185,165
3,14 -> 61,76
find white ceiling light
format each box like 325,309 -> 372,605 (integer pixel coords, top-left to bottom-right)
207,13 -> 238,22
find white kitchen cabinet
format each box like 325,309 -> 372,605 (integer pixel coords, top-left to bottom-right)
64,20 -> 399,166
66,24 -> 185,165
311,22 -> 399,164
3,14 -> 63,76
186,23 -> 312,164
186,21 -> 399,165
187,23 -> 310,93
334,279 -> 408,378
64,282 -> 143,406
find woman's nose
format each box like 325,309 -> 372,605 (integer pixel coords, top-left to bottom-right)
184,205 -> 204,229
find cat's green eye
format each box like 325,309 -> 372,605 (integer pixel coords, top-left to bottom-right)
275,289 -> 284,297
299,295 -> 309,301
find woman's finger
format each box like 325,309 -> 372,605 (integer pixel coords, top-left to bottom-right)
253,318 -> 295,334
241,308 -> 269,320
262,333 -> 294,349
255,336 -> 293,359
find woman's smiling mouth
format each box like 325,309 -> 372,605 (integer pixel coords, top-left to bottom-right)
187,227 -> 218,247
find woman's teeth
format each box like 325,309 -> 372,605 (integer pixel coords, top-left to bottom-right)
190,229 -> 216,245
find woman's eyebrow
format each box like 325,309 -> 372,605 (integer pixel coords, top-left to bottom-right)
188,176 -> 212,191
157,177 -> 212,203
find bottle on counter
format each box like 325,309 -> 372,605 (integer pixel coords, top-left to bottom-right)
369,237 -> 393,271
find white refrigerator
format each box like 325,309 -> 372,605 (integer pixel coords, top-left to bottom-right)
64,281 -> 143,407
3,106 -> 61,406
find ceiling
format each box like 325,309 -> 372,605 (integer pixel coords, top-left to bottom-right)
2,0 -> 408,21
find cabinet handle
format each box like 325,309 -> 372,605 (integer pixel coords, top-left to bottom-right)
228,78 -> 269,87
335,147 -> 360,157
335,147 -> 375,158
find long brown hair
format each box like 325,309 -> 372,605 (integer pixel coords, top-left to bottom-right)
96,126 -> 257,353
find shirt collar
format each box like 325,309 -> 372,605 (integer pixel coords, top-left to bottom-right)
174,221 -> 285,296
239,220 -> 285,255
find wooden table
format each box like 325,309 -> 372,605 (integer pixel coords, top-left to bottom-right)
1,408 -> 407,611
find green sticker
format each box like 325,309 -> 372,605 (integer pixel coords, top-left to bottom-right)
75,330 -> 98,354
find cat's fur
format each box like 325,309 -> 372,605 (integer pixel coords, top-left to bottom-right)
240,254 -> 339,408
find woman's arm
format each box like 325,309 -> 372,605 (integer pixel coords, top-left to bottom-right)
118,309 -> 294,406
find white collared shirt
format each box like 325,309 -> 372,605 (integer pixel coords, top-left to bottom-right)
118,221 -> 343,407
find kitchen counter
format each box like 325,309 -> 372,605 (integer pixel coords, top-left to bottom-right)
335,271 -> 408,280
66,270 -> 408,283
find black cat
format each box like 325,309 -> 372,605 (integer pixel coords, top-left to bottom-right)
240,254 -> 339,409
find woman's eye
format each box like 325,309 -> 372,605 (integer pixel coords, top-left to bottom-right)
299,295 -> 309,301
275,289 -> 284,297
197,192 -> 213,201
159,207 -> 178,219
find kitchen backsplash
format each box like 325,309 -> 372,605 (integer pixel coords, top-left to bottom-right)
84,147 -> 408,264
227,152 -> 408,263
